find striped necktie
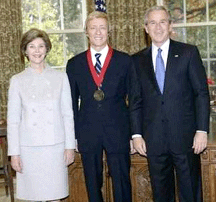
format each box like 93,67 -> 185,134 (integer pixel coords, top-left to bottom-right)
95,53 -> 102,74
155,48 -> 165,93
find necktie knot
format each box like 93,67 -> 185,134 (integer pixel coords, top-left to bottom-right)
95,53 -> 102,74
95,53 -> 101,59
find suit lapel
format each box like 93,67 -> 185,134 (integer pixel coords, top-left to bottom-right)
141,47 -> 161,94
101,50 -> 119,88
163,40 -> 179,94
81,51 -> 99,89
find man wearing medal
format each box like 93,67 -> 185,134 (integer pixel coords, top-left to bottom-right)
66,11 -> 142,202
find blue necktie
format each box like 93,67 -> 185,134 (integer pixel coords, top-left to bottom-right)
95,53 -> 102,74
155,48 -> 165,93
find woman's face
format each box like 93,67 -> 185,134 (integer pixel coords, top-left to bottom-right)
25,37 -> 47,66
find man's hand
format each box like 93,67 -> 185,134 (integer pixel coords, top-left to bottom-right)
11,155 -> 22,173
132,137 -> 147,156
130,140 -> 136,154
64,149 -> 75,166
192,132 -> 207,154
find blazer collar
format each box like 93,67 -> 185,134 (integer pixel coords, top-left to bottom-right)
143,40 -> 179,95
165,39 -> 180,76
162,39 -> 181,94
141,47 -> 161,94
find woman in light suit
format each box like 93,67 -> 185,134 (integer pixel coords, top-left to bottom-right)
7,28 -> 75,202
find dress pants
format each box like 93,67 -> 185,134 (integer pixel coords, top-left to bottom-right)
81,150 -> 132,202
147,150 -> 202,202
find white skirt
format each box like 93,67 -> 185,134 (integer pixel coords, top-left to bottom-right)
16,142 -> 68,201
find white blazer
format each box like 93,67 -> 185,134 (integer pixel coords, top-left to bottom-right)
7,65 -> 75,156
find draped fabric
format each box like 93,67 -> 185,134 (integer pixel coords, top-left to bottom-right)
87,0 -> 157,54
0,1 -> 158,117
0,0 -> 24,119
87,1 -> 95,14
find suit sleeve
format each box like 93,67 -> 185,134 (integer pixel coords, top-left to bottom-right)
127,56 -> 143,135
61,73 -> 76,149
7,76 -> 21,156
66,59 -> 80,139
188,46 -> 210,133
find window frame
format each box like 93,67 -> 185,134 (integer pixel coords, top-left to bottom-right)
22,0 -> 88,70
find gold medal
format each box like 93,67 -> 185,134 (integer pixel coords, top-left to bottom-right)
94,89 -> 105,101
87,48 -> 113,102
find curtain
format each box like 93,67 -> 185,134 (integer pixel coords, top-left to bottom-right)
0,0 -> 24,119
87,0 -> 157,54
87,0 -> 97,13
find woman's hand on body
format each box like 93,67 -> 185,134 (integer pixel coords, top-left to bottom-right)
11,155 -> 22,173
64,149 -> 75,166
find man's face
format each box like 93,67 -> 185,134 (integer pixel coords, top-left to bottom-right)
86,17 -> 108,51
145,10 -> 172,47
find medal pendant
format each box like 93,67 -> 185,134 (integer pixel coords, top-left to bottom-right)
94,89 -> 105,101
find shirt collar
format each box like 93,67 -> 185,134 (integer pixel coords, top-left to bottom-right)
152,39 -> 170,54
90,45 -> 109,57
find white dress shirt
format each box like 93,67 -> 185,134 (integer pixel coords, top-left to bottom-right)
91,45 -> 109,67
152,39 -> 170,71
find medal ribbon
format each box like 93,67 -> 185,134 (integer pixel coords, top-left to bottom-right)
87,47 -> 113,87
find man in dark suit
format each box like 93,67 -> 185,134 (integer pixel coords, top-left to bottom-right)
66,11 -> 142,202
132,6 -> 210,202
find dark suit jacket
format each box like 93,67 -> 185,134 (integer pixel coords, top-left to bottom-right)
66,49 -> 142,153
133,39 -> 210,155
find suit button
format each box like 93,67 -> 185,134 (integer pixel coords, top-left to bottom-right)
162,120 -> 165,123
33,122 -> 37,126
97,104 -> 102,109
32,108 -> 36,112
161,101 -> 164,105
